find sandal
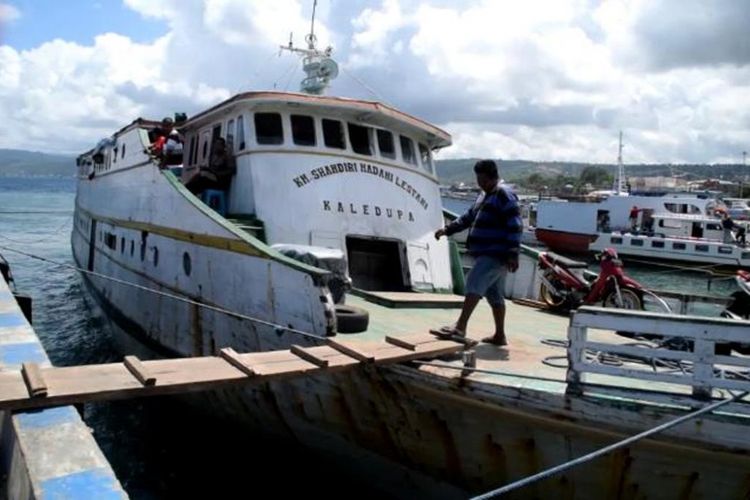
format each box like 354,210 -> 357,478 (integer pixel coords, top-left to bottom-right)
481,336 -> 508,346
436,325 -> 466,338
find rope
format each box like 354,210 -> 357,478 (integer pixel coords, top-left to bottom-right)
0,244 -> 326,341
341,66 -> 387,103
412,361 -> 566,385
626,257 -> 733,279
471,390 -> 749,499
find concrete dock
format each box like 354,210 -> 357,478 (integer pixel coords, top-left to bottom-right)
0,278 -> 126,499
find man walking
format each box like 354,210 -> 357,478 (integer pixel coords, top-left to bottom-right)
434,160 -> 523,346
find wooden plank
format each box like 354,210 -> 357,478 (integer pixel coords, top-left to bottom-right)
123,355 -> 156,386
566,325 -> 587,391
290,345 -> 329,368
385,335 -> 417,351
692,339 -> 714,399
574,361 -> 693,386
219,348 -> 256,376
512,298 -> 548,309
0,339 -> 465,411
326,338 -> 376,363
21,362 -> 47,398
572,307 -> 750,343
300,345 -> 359,369
713,354 -> 750,369
353,289 -> 464,309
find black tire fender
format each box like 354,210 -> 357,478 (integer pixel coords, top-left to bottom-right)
335,304 -> 369,334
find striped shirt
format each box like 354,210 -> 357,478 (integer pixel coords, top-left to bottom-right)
445,183 -> 523,260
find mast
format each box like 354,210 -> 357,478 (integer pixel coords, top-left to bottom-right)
613,131 -> 627,195
280,0 -> 339,95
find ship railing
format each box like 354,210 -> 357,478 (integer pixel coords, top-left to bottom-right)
566,306 -> 750,400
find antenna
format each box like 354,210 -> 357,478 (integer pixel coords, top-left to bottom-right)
613,131 -> 627,195
279,0 -> 338,95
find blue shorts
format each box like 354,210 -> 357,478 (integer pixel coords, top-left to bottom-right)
465,255 -> 508,307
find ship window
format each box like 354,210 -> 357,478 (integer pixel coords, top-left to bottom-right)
718,246 -> 733,254
695,244 -> 709,252
672,242 -> 686,250
202,140 -> 208,160
651,240 -> 665,248
419,143 -> 431,173
188,136 -> 197,165
255,113 -> 283,145
183,252 -> 192,276
630,239 -> 644,246
706,223 -> 721,231
400,135 -> 417,165
122,144 -> 126,159
153,247 -> 159,267
113,147 -> 117,163
105,232 -> 117,250
120,237 -> 125,253
236,115 -> 246,150
377,130 -> 395,158
348,123 -> 372,155
322,119 -> 345,149
130,240 -> 134,257
742,252 -> 750,260
140,231 -> 148,261
226,119 -> 236,151
610,236 -> 622,244
291,115 -> 316,146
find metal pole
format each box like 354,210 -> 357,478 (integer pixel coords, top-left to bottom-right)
471,391 -> 748,499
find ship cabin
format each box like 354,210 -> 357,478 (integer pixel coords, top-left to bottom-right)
78,92 -> 455,297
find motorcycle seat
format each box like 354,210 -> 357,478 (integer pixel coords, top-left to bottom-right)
545,252 -> 589,269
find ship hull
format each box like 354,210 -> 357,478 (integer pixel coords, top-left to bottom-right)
75,255 -> 750,499
535,228 -> 596,254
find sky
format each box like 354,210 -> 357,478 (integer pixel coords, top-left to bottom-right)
0,0 -> 748,164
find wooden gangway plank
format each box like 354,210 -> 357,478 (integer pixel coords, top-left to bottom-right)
0,335 -> 464,411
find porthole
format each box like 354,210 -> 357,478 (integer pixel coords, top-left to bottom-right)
183,252 -> 192,276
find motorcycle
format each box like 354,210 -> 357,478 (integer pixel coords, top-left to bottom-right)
537,248 -> 647,311
721,270 -> 750,321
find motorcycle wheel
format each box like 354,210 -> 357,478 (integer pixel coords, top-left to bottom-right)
726,291 -> 750,320
603,287 -> 642,310
539,275 -> 567,308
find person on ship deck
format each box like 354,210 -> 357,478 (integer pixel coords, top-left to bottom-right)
185,137 -> 236,195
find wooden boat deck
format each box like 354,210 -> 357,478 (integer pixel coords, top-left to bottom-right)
348,294 -> 698,397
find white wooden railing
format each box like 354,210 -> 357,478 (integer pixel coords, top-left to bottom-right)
566,306 -> 750,399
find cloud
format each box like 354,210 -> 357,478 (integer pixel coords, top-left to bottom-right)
0,0 -> 747,164
597,0 -> 750,71
0,3 -> 20,23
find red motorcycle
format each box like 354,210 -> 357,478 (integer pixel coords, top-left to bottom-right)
538,248 -> 646,310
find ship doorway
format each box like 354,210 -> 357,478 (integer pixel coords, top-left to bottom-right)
346,236 -> 409,291
691,222 -> 703,238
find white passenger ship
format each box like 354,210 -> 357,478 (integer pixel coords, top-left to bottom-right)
71,13 -> 750,498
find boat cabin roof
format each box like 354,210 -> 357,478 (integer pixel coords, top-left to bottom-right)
180,91 -> 452,150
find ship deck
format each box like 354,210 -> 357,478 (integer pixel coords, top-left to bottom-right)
346,293 -> 696,397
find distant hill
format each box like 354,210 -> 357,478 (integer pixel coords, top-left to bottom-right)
435,158 -> 748,185
0,149 -> 75,177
